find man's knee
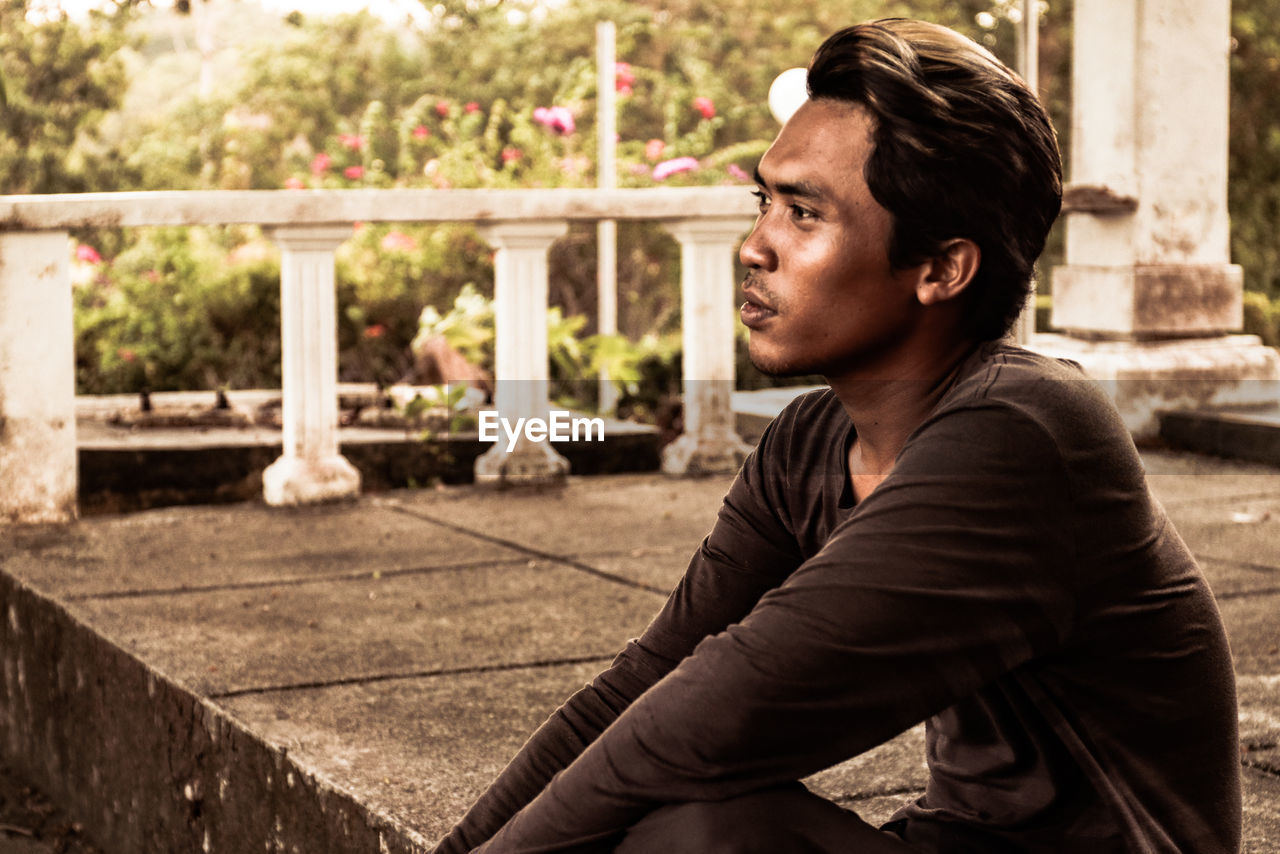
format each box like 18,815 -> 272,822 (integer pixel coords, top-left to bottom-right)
615,785 -> 919,854
618,794 -> 791,853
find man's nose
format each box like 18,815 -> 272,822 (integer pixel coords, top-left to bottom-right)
739,219 -> 776,271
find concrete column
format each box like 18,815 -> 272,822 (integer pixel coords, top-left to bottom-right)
474,221 -> 571,486
262,226 -> 361,505
661,218 -> 755,475
0,232 -> 77,523
1036,0 -> 1280,435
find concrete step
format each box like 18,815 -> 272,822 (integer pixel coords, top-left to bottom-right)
1159,405 -> 1280,467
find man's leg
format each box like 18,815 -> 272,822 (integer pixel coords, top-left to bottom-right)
614,783 -> 920,853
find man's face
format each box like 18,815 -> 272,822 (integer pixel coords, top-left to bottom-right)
740,98 -> 925,379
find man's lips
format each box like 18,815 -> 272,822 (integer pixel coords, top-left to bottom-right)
740,293 -> 777,328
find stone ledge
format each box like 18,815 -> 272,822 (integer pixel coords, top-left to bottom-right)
1028,333 -> 1280,438
0,571 -> 430,853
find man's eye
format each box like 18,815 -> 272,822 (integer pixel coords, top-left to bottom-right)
790,204 -> 816,221
751,189 -> 770,210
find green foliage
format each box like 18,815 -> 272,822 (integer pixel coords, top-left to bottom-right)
1243,291 -> 1280,347
1231,3 -> 1280,298
74,227 -> 283,393
48,0 -> 1280,406
0,0 -> 134,193
336,223 -> 493,387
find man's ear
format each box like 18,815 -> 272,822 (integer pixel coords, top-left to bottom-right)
916,238 -> 980,306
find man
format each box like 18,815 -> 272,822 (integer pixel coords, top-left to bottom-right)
435,19 -> 1241,853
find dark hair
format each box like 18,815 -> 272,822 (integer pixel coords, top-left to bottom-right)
807,19 -> 1062,340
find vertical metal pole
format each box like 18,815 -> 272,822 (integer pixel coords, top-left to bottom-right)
1019,0 -> 1040,93
1014,0 -> 1041,344
596,21 -> 619,414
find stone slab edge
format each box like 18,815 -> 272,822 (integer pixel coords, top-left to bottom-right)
0,568 -> 431,853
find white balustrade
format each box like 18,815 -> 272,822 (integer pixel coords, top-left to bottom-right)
661,218 -> 756,475
474,221 -> 572,486
0,188 -> 758,523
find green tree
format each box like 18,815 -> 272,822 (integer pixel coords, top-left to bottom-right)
0,0 -> 136,193
1231,0 -> 1280,299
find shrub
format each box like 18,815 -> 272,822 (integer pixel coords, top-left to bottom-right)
1243,290 -> 1280,347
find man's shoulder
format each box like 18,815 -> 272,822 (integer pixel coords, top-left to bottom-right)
943,341 -> 1121,434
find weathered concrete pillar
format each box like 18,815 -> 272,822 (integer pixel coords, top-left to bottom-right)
474,221 -> 571,486
1036,0 -> 1280,435
262,226 -> 361,505
0,232 -> 77,524
661,218 -> 755,475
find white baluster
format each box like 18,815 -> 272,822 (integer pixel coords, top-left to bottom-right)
475,222 -> 571,486
263,226 -> 361,505
661,218 -> 755,475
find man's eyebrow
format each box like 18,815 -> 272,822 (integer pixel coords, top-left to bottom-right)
752,166 -> 828,202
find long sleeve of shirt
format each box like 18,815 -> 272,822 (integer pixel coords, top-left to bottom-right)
475,402 -> 1078,852
430,408 -> 808,854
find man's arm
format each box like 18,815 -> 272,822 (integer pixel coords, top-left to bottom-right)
475,405 -> 1077,852
431,409 -> 806,853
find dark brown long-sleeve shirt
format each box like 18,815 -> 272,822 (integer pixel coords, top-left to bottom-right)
435,342 -> 1241,853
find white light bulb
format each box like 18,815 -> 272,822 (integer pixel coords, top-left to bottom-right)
768,67 -> 810,125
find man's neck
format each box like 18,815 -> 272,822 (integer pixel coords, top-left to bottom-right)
829,337 -> 979,478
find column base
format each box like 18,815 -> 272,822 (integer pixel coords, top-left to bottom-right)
661,429 -> 753,476
474,443 -> 570,487
1027,333 -> 1280,438
262,454 -> 362,506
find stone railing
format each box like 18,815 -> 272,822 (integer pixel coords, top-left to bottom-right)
0,188 -> 757,523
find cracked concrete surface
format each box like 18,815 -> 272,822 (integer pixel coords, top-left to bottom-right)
1,450 -> 1277,851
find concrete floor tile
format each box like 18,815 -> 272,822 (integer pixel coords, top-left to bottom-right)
69,563 -> 664,695
1,501 -> 520,598
836,791 -> 923,828
1217,592 -> 1280,675
573,546 -> 693,594
218,660 -> 605,845
1200,558 -> 1280,598
1242,767 -> 1280,854
1238,674 -> 1280,747
804,724 -> 929,800
384,474 -> 730,557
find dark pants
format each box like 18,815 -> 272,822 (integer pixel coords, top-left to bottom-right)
613,784 -> 921,853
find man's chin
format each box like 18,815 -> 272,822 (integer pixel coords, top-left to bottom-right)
748,351 -> 812,379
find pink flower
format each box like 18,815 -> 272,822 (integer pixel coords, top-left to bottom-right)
652,156 -> 699,181
117,347 -> 137,363
693,96 -> 716,120
435,100 -> 451,118
338,133 -> 365,151
726,163 -> 751,182
310,152 -> 332,176
380,230 -> 418,253
644,138 -> 666,162
465,101 -> 480,114
501,147 -> 522,164
75,244 -> 102,264
284,176 -> 306,190
533,105 -> 575,135
344,165 -> 365,180
615,62 -> 635,95
412,124 -> 431,140
363,323 -> 387,339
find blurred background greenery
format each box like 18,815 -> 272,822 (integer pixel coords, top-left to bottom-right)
2,0 -> 1278,412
